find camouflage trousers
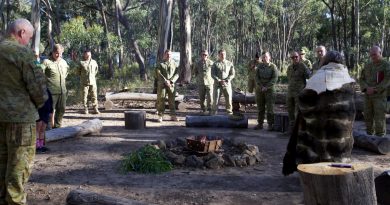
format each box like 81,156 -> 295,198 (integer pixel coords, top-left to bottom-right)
212,84 -> 233,115
82,84 -> 98,109
255,87 -> 275,125
364,95 -> 386,136
198,84 -> 213,112
286,95 -> 299,127
0,122 -> 36,205
52,93 -> 67,128
156,86 -> 176,117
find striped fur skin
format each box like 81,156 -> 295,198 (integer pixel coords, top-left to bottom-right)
283,84 -> 356,175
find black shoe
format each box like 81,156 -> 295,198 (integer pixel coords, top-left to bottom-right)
36,146 -> 49,154
254,124 -> 263,130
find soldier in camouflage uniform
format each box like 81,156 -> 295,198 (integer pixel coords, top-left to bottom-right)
193,50 -> 214,114
359,46 -> 390,136
77,49 -> 100,114
156,49 -> 179,122
42,44 -> 69,128
247,53 -> 261,93
311,45 -> 326,75
299,48 -> 312,70
286,51 -> 310,129
254,52 -> 279,130
0,19 -> 48,205
211,49 -> 235,115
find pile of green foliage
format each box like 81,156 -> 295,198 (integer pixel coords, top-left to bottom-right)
121,145 -> 173,174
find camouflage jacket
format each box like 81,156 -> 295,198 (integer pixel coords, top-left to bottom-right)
312,59 -> 321,75
359,59 -> 390,98
192,59 -> 214,86
42,58 -> 69,94
247,59 -> 260,80
301,58 -> 312,70
78,58 -> 98,86
0,37 -> 48,122
211,59 -> 235,86
155,59 -> 179,87
255,62 -> 279,89
287,62 -> 310,96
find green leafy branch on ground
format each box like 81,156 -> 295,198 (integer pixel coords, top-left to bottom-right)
121,145 -> 173,174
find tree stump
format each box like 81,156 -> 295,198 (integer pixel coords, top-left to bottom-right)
66,189 -> 151,205
273,112 -> 289,133
353,130 -> 390,154
298,162 -> 377,205
124,110 -> 146,129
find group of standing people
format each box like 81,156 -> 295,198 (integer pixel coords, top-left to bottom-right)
0,18 -> 102,205
155,49 -> 235,122
156,45 -> 390,137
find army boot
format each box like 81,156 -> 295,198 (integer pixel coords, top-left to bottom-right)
92,106 -> 100,114
171,115 -> 179,122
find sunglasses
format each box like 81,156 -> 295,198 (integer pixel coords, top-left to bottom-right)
291,56 -> 299,59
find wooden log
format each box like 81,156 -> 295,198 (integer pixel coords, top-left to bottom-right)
353,130 -> 390,154
185,115 -> 248,128
232,92 -> 286,105
232,91 -> 364,111
375,170 -> 390,205
66,189 -> 151,205
104,92 -> 184,110
46,119 -> 103,142
298,162 -> 377,205
273,112 -> 289,133
124,110 -> 146,129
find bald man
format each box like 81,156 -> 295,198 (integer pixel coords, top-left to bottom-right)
311,46 -> 326,75
359,46 -> 390,136
0,19 -> 48,205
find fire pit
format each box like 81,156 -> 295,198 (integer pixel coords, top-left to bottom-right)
186,136 -> 222,153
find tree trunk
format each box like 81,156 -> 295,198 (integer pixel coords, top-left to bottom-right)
178,0 -> 192,84
353,130 -> 390,154
31,0 -> 41,56
157,0 -> 174,62
115,0 -> 124,69
97,0 -> 114,78
298,162 -> 377,205
185,115 -> 248,128
116,0 -> 146,80
66,189 -> 150,205
45,119 -> 103,142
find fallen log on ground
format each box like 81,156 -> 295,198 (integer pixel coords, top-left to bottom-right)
104,92 -> 184,110
66,189 -> 151,205
46,119 -> 103,142
185,115 -> 248,128
353,130 -> 390,154
298,162 -> 376,205
232,92 -> 286,105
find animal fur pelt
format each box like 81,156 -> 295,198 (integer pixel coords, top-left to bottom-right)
282,84 -> 356,176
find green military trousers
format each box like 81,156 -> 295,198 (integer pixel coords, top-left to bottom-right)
255,87 -> 275,125
0,122 -> 36,205
286,95 -> 299,127
82,84 -> 98,109
52,93 -> 67,128
198,85 -> 213,112
212,84 -> 233,115
364,95 -> 386,136
156,86 -> 176,117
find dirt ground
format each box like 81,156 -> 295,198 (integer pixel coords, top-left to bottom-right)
25,97 -> 390,205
